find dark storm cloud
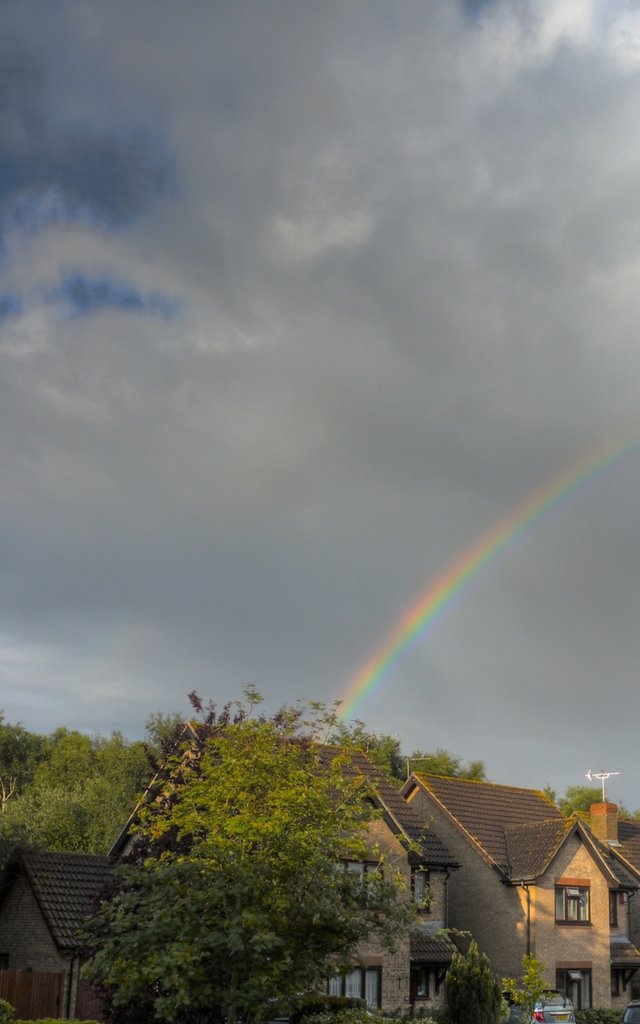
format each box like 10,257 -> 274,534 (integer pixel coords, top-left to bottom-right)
0,46 -> 170,241
0,0 -> 639,809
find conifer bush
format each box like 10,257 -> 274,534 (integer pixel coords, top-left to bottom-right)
445,942 -> 504,1024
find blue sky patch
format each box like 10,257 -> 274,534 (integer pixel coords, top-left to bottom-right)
51,274 -> 181,320
0,292 -> 22,324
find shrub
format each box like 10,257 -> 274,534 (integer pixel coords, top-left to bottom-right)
0,998 -> 13,1024
576,1012 -> 621,1024
445,942 -> 504,1024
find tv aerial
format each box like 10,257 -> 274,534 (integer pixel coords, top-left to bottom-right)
585,768 -> 620,802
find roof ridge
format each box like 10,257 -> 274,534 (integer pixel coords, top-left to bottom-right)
413,772 -> 558,804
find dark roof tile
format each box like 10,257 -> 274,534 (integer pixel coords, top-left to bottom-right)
409,775 -> 564,875
5,849 -> 112,949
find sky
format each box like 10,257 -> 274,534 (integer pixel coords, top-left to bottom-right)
1,0 -> 640,809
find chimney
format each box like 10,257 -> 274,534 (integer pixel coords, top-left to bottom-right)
590,802 -> 619,845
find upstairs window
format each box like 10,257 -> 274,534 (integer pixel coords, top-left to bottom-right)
412,868 -> 430,910
555,885 -> 590,924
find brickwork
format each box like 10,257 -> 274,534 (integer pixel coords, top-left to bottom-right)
405,785 -> 528,979
0,873 -> 67,973
351,817 -> 451,1013
535,832 -> 611,1006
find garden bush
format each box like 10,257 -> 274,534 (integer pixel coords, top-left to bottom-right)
576,1011 -> 621,1024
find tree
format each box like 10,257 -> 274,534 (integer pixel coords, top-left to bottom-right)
329,720 -> 405,781
503,954 -> 548,1024
0,728 -> 153,861
445,941 -> 504,1024
83,694 -> 412,1024
408,747 -> 486,781
0,713 -> 49,813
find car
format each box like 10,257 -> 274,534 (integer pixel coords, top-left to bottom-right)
621,1001 -> 640,1024
532,992 -> 575,1024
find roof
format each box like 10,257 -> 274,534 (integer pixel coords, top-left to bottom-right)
319,748 -> 458,869
405,774 -> 564,876
410,930 -> 456,963
0,849 -> 112,950
611,936 -> 640,966
617,819 -> 640,878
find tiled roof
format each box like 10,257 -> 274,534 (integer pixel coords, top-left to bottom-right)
611,936 -> 640,966
409,774 -> 564,876
2,849 -> 112,949
503,819 -> 570,879
410,930 -> 456,963
319,748 -> 457,869
618,819 -> 640,877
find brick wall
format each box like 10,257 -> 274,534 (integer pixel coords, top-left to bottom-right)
0,872 -> 67,974
405,786 -> 528,981
537,833 -> 617,1008
351,817 -> 450,1013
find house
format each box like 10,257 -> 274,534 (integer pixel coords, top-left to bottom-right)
402,773 -> 640,1010
320,749 -> 459,1014
111,738 -> 460,1016
0,848 -> 110,1021
597,803 -> 640,999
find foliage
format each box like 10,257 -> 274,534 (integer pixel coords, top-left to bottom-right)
0,724 -> 155,863
14,1020 -> 99,1024
302,1013 -> 402,1024
82,692 -> 412,1024
329,721 -> 405,781
502,955 -> 549,1023
575,1011 -> 621,1024
445,941 -> 504,1024
0,998 -> 13,1024
408,748 -> 486,782
0,713 -> 50,813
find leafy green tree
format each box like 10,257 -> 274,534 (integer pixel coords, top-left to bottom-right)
408,747 -> 486,781
329,720 -> 404,780
503,954 -> 549,1023
83,695 -> 412,1024
0,729 -> 153,859
0,712 -> 50,812
556,785 -> 635,818
445,941 -> 504,1024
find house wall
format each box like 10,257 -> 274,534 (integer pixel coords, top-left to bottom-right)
404,787 -> 528,980
536,832 -> 612,1007
355,816 -> 449,1014
0,872 -> 67,974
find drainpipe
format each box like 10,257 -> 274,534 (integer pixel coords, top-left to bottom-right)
444,871 -> 450,927
520,882 -> 531,957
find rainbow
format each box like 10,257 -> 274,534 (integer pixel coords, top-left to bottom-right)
338,428 -> 640,722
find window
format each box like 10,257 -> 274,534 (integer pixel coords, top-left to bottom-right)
329,968 -> 381,1008
344,860 -> 378,879
411,965 -> 429,1000
610,891 -> 619,927
0,954 -> 8,971
555,885 -> 590,923
556,969 -> 592,1010
412,868 -> 430,909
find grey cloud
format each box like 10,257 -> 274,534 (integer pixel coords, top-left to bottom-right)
0,1 -> 639,809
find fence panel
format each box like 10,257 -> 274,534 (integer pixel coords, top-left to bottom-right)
0,968 -> 63,1019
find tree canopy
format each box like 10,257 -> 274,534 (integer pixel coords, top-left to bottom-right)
83,694 -> 412,1024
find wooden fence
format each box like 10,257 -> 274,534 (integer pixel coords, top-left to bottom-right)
0,967 -> 63,1019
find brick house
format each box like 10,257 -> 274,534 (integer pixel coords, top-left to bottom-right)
402,773 -> 640,1010
112,741 -> 460,1016
599,804 -> 640,999
0,848 -> 111,1020
322,750 -> 459,1014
